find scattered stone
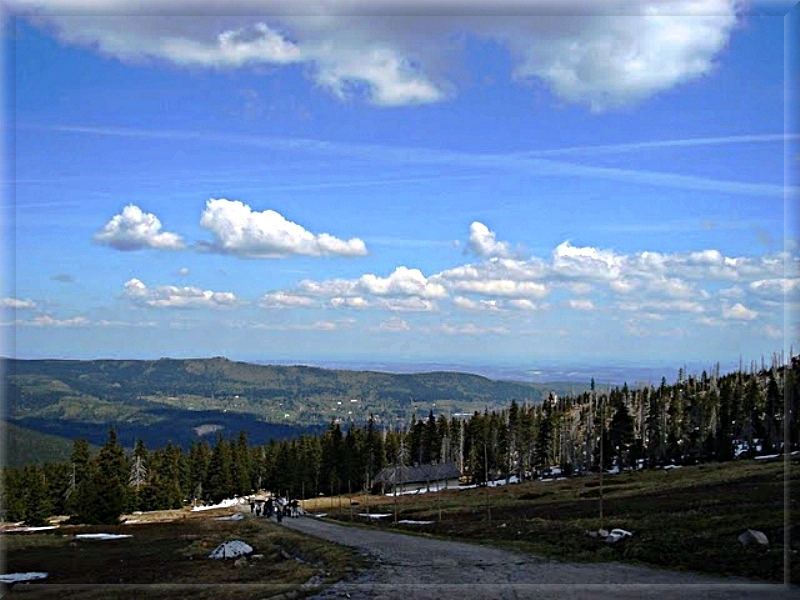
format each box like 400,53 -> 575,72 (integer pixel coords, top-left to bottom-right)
208,540 -> 253,559
214,513 -> 244,521
250,554 -> 264,561
598,529 -> 609,538
738,529 -> 769,547
234,557 -> 249,568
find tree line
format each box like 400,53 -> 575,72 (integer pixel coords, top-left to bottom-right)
2,354 -> 798,525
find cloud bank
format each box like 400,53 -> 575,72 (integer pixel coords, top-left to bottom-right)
10,0 -> 743,110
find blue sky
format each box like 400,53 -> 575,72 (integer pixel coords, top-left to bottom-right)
2,0 -> 799,371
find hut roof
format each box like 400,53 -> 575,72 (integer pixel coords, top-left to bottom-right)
374,463 -> 460,486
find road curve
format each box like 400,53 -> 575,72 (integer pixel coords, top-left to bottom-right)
281,515 -> 794,600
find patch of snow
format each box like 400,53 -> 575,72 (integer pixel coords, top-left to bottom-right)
398,520 -> 434,525
3,525 -> 58,533
312,513 -> 327,518
754,454 -> 781,460
215,513 -> 244,521
191,497 -> 241,512
0,572 -> 48,583
605,528 -> 633,544
209,540 -> 253,559
359,513 -> 392,519
540,478 -> 553,483
663,465 -> 682,470
75,533 -> 132,540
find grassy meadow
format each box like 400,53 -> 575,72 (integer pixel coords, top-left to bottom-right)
2,507 -> 365,599
310,456 -> 800,584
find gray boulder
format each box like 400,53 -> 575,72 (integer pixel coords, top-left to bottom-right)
209,539 -> 254,559
738,529 -> 769,547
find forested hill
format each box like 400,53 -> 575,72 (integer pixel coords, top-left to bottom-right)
3,358 -> 576,451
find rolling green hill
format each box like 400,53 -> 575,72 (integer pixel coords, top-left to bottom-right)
2,357 -> 585,463
1,421 -> 100,468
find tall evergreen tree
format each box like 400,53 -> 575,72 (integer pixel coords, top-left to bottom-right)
79,429 -> 128,524
205,435 -> 233,504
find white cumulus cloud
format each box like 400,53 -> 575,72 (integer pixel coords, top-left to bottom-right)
199,199 -> 368,258
330,296 -> 370,309
1,297 -> 37,309
261,291 -> 316,308
438,323 -> 509,335
358,266 -> 446,298
722,302 -> 758,320
466,222 -> 514,258
377,317 -> 411,332
124,278 -> 239,308
28,315 -> 90,327
94,204 -> 185,251
377,297 -> 438,312
508,298 -> 539,311
568,298 -> 595,311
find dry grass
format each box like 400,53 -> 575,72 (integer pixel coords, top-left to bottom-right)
3,509 -> 365,599
321,457 -> 800,583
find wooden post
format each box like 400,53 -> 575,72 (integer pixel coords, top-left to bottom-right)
599,387 -> 605,529
485,443 -> 491,522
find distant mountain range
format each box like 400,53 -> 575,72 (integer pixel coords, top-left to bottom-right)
2,356 -> 586,466
251,358 -> 713,386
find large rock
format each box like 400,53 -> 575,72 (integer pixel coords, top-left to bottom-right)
209,540 -> 254,559
738,529 -> 769,547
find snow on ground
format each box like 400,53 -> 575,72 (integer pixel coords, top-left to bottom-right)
359,513 -> 392,519
754,454 -> 781,460
487,476 -> 520,488
0,572 -> 48,583
75,533 -> 132,540
312,513 -> 328,519
384,477 -> 517,497
191,497 -> 242,512
663,465 -> 682,471
214,513 -> 244,521
3,525 -> 58,533
398,520 -> 434,525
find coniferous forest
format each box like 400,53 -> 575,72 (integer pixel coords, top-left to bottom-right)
3,355 -> 798,525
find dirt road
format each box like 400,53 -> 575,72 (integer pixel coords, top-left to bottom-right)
281,516 -> 794,599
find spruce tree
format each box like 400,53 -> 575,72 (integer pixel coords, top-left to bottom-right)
205,435 -> 233,503
87,429 -> 128,524
24,465 -> 52,527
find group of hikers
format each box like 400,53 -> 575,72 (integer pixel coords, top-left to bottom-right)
249,496 -> 301,522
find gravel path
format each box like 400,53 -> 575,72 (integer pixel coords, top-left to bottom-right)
281,516 -> 794,599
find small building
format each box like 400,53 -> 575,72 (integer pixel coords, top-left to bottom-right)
372,463 -> 461,494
